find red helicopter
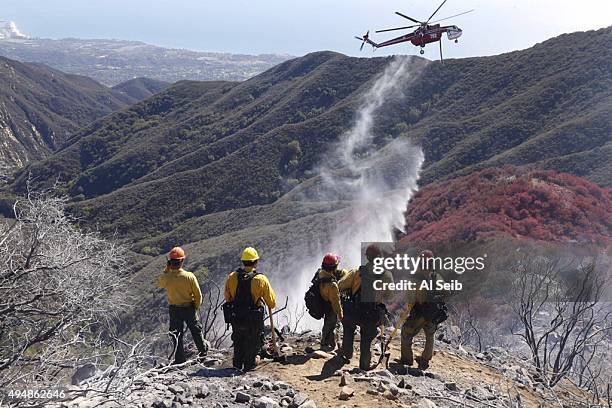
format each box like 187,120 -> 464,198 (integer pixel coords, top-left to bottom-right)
355,0 -> 472,60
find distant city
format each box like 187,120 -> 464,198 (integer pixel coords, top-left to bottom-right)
0,21 -> 291,85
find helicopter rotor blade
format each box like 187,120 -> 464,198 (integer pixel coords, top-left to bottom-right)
355,30 -> 369,51
431,9 -> 474,24
376,24 -> 419,33
395,12 -> 422,24
426,0 -> 448,23
354,36 -> 366,51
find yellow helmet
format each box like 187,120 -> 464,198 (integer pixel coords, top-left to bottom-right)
241,247 -> 260,262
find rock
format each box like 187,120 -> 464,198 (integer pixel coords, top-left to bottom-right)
285,389 -> 295,398
389,385 -> 399,396
377,382 -> 388,393
273,381 -> 288,390
291,393 -> 308,407
253,380 -> 264,388
235,391 -> 251,403
488,347 -> 506,355
305,346 -> 315,353
372,369 -> 395,379
339,373 -> 352,386
366,389 -> 379,396
383,390 -> 397,400
311,350 -> 333,359
155,383 -> 169,391
280,345 -> 294,353
444,382 -> 458,392
338,386 -> 354,400
152,401 -> 168,408
201,358 -> 222,367
424,372 -> 436,379
71,363 -> 97,385
299,400 -> 317,408
195,384 -> 210,398
261,381 -> 274,390
467,385 -> 490,400
253,396 -> 279,408
168,385 -> 184,394
417,398 -> 437,408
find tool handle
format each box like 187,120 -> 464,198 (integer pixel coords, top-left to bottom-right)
268,305 -> 280,355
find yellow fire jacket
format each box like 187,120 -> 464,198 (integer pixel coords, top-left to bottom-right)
338,264 -> 394,304
318,268 -> 348,319
405,270 -> 449,305
224,269 -> 277,309
158,268 -> 203,308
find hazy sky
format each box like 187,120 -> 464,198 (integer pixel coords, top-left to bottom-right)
3,0 -> 610,59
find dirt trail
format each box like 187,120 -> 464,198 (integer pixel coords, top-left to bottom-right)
255,335 -> 547,408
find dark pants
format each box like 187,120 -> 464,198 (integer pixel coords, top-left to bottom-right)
341,317 -> 378,370
232,319 -> 264,371
321,305 -> 338,349
169,305 -> 208,364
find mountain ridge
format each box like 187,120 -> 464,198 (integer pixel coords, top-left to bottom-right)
0,56 -> 136,170
9,28 -> 610,245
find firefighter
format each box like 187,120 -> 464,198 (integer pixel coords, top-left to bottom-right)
338,244 -> 393,370
400,249 -> 449,370
158,246 -> 209,365
224,247 -> 276,371
318,253 -> 348,351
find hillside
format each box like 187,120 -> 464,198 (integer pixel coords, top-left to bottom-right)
0,37 -> 292,86
10,27 -> 611,246
112,77 -> 171,101
51,327 -> 601,408
0,56 -> 135,170
399,166 -> 612,246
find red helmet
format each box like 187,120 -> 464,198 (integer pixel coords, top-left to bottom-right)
365,244 -> 383,261
421,249 -> 434,259
322,253 -> 340,268
168,246 -> 186,260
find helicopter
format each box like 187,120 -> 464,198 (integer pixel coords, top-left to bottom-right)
355,0 -> 473,61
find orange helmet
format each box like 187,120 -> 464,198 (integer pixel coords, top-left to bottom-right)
168,246 -> 186,260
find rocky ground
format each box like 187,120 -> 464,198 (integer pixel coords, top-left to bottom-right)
47,327 -> 596,408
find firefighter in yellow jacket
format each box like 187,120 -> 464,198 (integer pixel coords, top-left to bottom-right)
338,245 -> 393,370
400,250 -> 449,370
317,253 -> 348,351
158,247 -> 209,364
224,247 -> 276,371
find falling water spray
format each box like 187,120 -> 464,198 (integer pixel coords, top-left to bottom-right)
275,56 -> 426,328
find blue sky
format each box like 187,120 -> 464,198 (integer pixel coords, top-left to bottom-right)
3,0 -> 610,58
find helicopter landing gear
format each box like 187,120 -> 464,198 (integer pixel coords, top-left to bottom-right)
419,48 -> 425,55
